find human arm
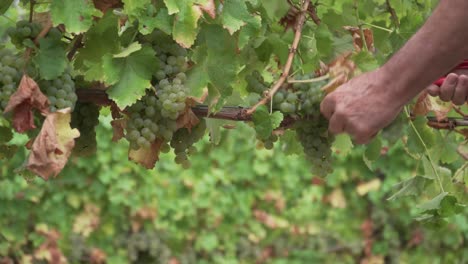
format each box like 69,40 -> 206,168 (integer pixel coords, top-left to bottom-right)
320,0 -> 468,144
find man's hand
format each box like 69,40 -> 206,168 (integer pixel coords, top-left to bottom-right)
320,69 -> 404,144
426,70 -> 468,105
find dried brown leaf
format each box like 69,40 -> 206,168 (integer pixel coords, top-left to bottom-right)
343,26 -> 375,53
26,109 -> 80,180
412,92 -> 431,116
34,227 -> 67,264
4,75 -> 49,133
322,53 -> 356,94
128,138 -> 164,169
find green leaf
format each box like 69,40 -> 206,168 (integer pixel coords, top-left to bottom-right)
0,0 -> 13,15
353,51 -> 379,72
50,0 -> 100,33
387,176 -> 431,201
113,42 -> 142,58
261,1 -> 290,21
33,37 -> 67,80
0,126 -> 13,144
221,0 -> 256,35
280,130 -> 303,156
332,134 -> 354,156
75,13 -> 120,82
195,232 -> 219,252
252,106 -> 283,140
418,192 -> 449,211
364,135 -> 382,161
406,116 -> 436,154
163,0 -> 180,15
173,1 -> 202,48
104,46 -> 158,109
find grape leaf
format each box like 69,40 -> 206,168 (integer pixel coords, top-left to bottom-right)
74,13 -> 120,82
387,176 -> 431,201
221,0 -> 257,35
0,126 -> 13,144
280,130 -> 303,156
163,0 -> 180,15
332,134 -> 354,156
51,0 -> 100,33
25,109 -> 80,180
252,106 -> 283,140
364,135 -> 382,161
104,46 -> 158,109
34,37 -> 68,80
0,0 -> 13,15
406,116 -> 436,154
173,2 -> 203,48
4,75 -> 49,133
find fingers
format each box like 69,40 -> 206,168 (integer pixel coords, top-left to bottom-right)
320,95 -> 335,120
439,73 -> 458,102
452,75 -> 468,105
427,84 -> 441,97
328,111 -> 345,134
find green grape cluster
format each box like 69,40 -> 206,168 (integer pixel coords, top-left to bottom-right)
296,114 -> 334,177
125,92 -> 178,150
40,70 -> 78,112
6,20 -> 42,48
157,73 -> 188,119
71,103 -> 100,157
125,231 -> 171,263
246,70 -> 269,94
170,119 -> 207,169
0,48 -> 23,111
259,134 -> 279,150
273,87 -> 298,114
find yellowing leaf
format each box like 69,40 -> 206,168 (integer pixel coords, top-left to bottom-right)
26,109 -> 80,180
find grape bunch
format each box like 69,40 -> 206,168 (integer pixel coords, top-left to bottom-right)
0,48 -> 23,111
157,73 -> 189,119
39,70 -> 78,112
6,20 -> 42,48
125,92 -> 179,150
125,231 -> 171,263
296,114 -> 334,177
71,103 -> 100,157
170,119 -> 206,169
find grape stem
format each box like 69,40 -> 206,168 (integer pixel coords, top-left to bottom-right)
287,74 -> 329,84
245,0 -> 311,116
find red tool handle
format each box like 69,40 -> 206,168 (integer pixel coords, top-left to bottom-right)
433,60 -> 468,87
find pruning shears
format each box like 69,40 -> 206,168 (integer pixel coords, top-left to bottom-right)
433,60 -> 468,86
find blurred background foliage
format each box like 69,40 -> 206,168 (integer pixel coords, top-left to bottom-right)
1,115 -> 468,264
0,1 -> 467,264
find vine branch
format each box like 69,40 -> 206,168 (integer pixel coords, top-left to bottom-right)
76,89 -> 468,129
386,0 -> 400,28
245,0 -> 311,116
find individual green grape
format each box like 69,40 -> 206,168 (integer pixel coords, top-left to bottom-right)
71,103 -> 100,157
